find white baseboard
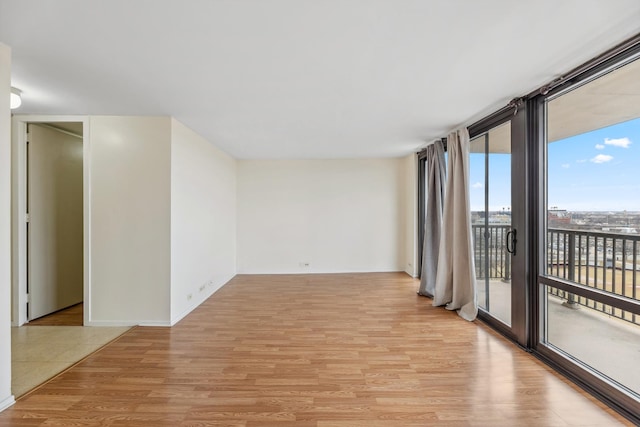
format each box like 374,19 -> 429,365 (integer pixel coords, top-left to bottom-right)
83,320 -> 139,327
0,394 -> 15,412
85,274 -> 236,328
84,319 -> 177,327
137,320 -> 172,327
170,294 -> 208,326
237,268 -> 404,275
170,274 -> 233,326
405,268 -> 419,278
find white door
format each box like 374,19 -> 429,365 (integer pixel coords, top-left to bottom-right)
27,123 -> 83,320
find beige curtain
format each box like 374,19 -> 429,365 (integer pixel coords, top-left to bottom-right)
418,140 -> 446,297
433,128 -> 478,321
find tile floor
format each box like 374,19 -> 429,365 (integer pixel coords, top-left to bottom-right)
11,325 -> 130,397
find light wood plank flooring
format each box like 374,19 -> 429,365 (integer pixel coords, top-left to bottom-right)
0,273 -> 632,426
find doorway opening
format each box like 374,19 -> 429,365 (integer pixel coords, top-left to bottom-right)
26,122 -> 84,325
11,116 -> 90,328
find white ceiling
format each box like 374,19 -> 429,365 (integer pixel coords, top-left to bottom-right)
2,1 -> 640,159
548,57 -> 640,142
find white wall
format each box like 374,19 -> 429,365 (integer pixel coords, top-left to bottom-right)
89,116 -> 171,326
237,158 -> 405,273
0,42 -> 15,411
401,154 -> 418,277
170,119 -> 236,324
9,114 -> 237,328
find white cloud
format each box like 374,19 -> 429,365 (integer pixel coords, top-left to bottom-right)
576,159 -> 587,163
604,137 -> 632,148
595,144 -> 605,150
590,154 -> 613,164
561,163 -> 570,169
472,182 -> 483,189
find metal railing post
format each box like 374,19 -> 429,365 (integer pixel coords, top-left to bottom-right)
563,232 -> 579,309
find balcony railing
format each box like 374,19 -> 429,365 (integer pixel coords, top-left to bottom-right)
472,224 -> 511,282
472,224 -> 640,325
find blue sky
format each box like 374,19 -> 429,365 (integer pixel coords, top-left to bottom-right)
469,117 -> 640,212
469,148 -> 509,213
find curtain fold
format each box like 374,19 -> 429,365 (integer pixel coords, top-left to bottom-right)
432,128 -> 478,321
418,140 -> 446,297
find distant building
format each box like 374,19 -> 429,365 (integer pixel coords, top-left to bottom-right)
548,208 -> 571,226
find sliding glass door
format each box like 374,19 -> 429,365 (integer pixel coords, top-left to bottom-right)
469,111 -> 528,345
470,123 -> 513,326
539,54 -> 640,408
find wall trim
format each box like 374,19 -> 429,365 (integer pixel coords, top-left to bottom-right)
170,274 -> 235,326
238,270 -> 406,276
0,395 -> 15,412
137,321 -> 173,327
83,321 -> 139,327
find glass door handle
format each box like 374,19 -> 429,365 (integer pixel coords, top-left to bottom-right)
506,229 -> 517,256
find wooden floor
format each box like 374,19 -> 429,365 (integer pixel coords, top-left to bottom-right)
0,273 -> 632,426
26,303 -> 83,326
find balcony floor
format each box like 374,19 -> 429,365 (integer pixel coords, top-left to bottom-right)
478,279 -> 640,395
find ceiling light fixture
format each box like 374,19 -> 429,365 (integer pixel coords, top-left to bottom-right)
10,87 -> 22,109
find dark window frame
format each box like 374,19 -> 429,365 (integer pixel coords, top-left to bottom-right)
531,43 -> 640,423
468,103 -> 529,347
